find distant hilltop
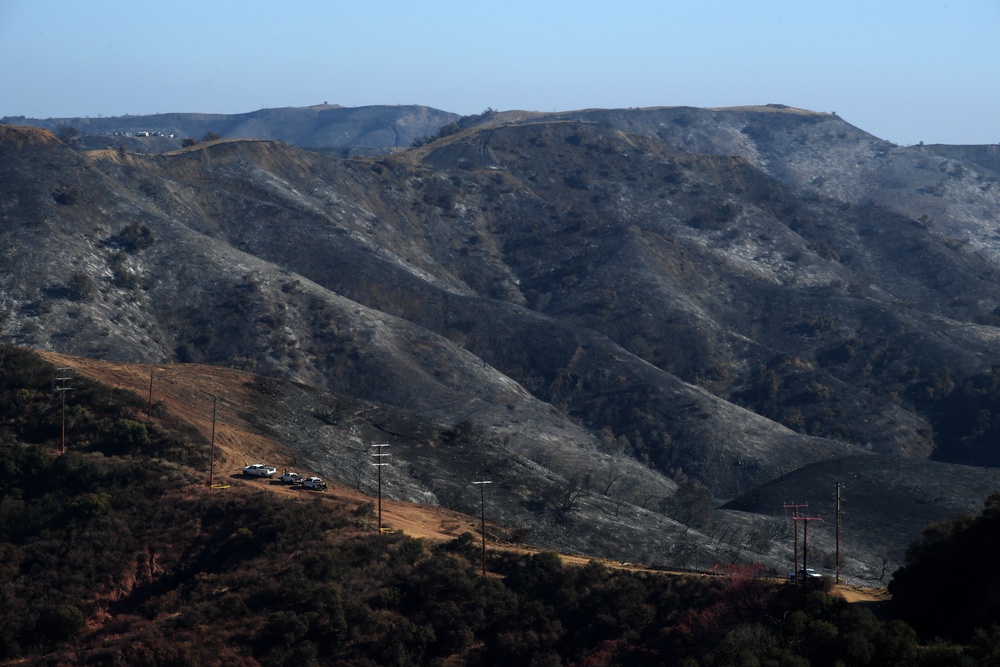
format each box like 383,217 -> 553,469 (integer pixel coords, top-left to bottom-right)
1,104 -> 461,156
8,103 -> 995,159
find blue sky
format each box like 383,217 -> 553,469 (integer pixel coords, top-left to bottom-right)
1,0 -> 997,145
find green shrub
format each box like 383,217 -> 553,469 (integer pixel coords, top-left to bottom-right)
105,418 -> 150,455
113,223 -> 155,253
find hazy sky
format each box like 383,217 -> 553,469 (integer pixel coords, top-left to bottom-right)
1,0 -> 997,146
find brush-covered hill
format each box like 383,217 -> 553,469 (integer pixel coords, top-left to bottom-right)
0,344 -> 720,666
3,105 -> 1000,582
1,343 -> 995,666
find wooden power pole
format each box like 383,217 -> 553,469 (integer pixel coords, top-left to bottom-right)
55,368 -> 73,455
208,394 -> 218,488
794,515 -> 823,583
371,444 -> 390,532
472,480 -> 492,575
784,502 -> 809,579
835,482 -> 844,584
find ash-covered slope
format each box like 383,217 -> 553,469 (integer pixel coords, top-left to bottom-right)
0,125 -> 858,497
724,455 -> 1000,580
541,105 -> 1000,260
5,106 -> 1000,579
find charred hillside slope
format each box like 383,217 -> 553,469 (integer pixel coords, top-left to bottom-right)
3,106 -> 1000,579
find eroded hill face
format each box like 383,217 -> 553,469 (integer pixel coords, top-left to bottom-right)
4,107 -> 1000,581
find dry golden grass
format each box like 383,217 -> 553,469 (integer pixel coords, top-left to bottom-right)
35,351 -> 482,537
36,352 -> 295,468
0,124 -> 60,149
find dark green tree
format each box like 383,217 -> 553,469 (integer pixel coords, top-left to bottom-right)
55,125 -> 79,145
890,492 -> 1000,640
66,271 -> 96,301
106,418 -> 150,455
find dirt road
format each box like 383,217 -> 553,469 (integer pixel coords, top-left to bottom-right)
38,351 -> 889,602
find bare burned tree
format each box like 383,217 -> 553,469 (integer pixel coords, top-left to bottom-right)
632,484 -> 658,510
667,528 -> 699,568
599,464 -> 621,496
664,473 -> 714,528
876,549 -> 893,582
610,494 -> 628,517
744,516 -> 790,554
529,446 -> 553,469
438,484 -> 468,512
556,472 -> 591,518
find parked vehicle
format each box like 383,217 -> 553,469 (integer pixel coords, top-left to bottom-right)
787,568 -> 822,581
302,477 -> 327,491
280,471 -> 303,484
243,464 -> 277,478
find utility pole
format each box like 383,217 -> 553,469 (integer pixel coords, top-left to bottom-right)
784,502 -> 808,580
55,368 -> 73,455
472,480 -> 492,575
793,515 -> 823,584
371,444 -> 390,532
208,394 -> 219,488
835,482 -> 844,584
147,368 -> 154,421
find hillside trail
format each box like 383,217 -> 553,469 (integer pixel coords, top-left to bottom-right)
36,352 -> 887,603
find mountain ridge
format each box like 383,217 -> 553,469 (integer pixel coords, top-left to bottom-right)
4,104 -> 1000,581
3,104 -> 461,155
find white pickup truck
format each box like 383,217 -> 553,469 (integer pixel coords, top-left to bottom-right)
302,477 -> 327,491
242,464 -> 277,478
